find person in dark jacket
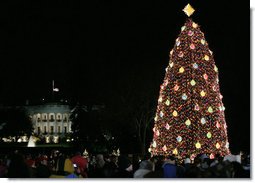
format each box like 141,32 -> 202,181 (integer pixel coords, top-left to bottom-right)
114,155 -> 133,178
8,153 -> 31,178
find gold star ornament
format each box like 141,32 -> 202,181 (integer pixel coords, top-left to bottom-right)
183,4 -> 195,17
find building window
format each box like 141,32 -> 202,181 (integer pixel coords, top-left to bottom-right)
63,114 -> 68,122
44,126 -> 47,133
37,127 -> 41,134
50,114 -> 54,122
42,114 -> 47,122
64,126 -> 67,133
50,126 -> 54,134
37,114 -> 41,122
57,114 -> 62,122
58,126 -> 61,133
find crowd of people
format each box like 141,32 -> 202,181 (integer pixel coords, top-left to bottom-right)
0,149 -> 250,178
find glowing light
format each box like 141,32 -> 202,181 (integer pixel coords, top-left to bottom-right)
152,141 -> 157,148
201,39 -> 205,45
165,123 -> 170,130
188,30 -> 194,36
181,26 -> 186,31
208,106 -> 213,113
176,136 -> 182,142
173,110 -> 178,117
183,3 -> 195,17
162,145 -> 167,152
216,122 -> 221,128
190,43 -> 195,49
176,39 -> 181,46
148,148 -> 151,152
216,143 -> 220,149
207,132 -> 212,138
214,65 -> 218,72
179,67 -> 185,73
203,73 -> 208,80
201,117 -> 206,125
174,84 -> 179,91
193,63 -> 198,69
182,93 -> 188,100
204,55 -> 209,61
200,90 -> 206,97
156,130 -> 160,136
173,148 -> 178,155
190,79 -> 196,86
178,51 -> 184,58
195,142 -> 201,149
160,111 -> 164,117
165,99 -> 170,106
194,104 -> 200,111
185,119 -> 191,126
192,22 -> 198,28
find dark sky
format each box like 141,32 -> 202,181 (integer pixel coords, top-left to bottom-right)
0,0 -> 250,152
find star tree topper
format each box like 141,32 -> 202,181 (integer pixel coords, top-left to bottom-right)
183,3 -> 195,17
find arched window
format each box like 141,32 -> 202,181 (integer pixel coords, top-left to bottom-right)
56,113 -> 62,122
42,113 -> 47,122
37,113 -> 41,122
63,113 -> 68,122
49,113 -> 55,122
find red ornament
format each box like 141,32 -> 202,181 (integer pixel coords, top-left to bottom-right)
203,73 -> 208,80
178,51 -> 184,58
194,104 -> 200,111
216,122 -> 220,128
190,43 -> 195,49
174,84 -> 179,91
188,30 -> 193,36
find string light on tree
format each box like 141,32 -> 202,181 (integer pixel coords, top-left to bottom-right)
149,4 -> 230,158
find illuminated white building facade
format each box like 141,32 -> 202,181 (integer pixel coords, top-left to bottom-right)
25,103 -> 72,143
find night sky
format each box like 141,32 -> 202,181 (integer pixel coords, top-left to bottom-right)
0,1 -> 250,152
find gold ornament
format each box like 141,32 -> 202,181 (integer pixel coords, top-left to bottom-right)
192,22 -> 198,28
204,55 -> 209,61
216,143 -> 220,149
173,110 -> 178,117
179,67 -> 185,73
183,4 -> 195,17
173,148 -> 178,155
200,90 -> 206,97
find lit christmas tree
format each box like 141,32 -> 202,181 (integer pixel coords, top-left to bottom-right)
149,4 -> 230,159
